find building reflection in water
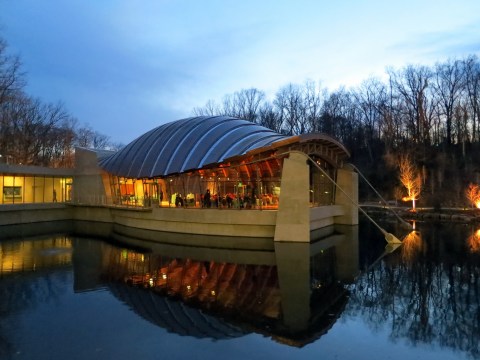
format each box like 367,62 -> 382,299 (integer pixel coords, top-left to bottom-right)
97,226 -> 359,346
0,236 -> 72,274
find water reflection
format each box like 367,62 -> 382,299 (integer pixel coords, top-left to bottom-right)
348,222 -> 480,359
0,235 -> 73,359
0,235 -> 72,274
98,227 -> 359,346
401,230 -> 423,263
0,222 -> 479,359
468,228 -> 480,253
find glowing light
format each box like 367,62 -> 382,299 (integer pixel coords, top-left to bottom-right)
402,230 -> 423,262
467,229 -> 480,253
162,273 -> 167,279
465,183 -> 480,208
210,290 -> 216,296
399,155 -> 422,211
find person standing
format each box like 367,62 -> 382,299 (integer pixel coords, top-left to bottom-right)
204,189 -> 211,208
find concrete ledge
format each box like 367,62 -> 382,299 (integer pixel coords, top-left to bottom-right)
113,224 -> 274,251
0,204 -> 73,227
310,205 -> 344,231
0,220 -> 73,240
112,207 -> 277,238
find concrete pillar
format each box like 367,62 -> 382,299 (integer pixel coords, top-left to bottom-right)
334,165 -> 359,225
274,151 -> 310,243
333,224 -> 359,282
274,242 -> 311,332
74,148 -> 108,204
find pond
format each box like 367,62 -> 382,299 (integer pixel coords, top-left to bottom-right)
0,219 -> 479,360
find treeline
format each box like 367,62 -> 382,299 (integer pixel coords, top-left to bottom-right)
193,56 -> 480,207
0,36 -> 118,168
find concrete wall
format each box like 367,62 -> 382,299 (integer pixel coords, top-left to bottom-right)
0,203 -> 73,226
74,148 -> 108,204
273,152 -> 357,243
72,205 -> 277,238
274,151 -> 310,242
334,165 -> 359,225
0,203 -> 73,240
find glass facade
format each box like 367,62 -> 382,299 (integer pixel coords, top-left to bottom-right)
0,174 -> 73,204
107,159 -> 285,209
105,155 -> 336,210
309,155 -> 336,206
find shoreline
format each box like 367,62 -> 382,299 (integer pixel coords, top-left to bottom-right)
361,204 -> 480,224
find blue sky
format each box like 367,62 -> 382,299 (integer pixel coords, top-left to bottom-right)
1,0 -> 480,144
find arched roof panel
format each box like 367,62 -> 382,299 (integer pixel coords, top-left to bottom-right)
167,118 -> 246,174
136,119 -> 189,177
221,133 -> 286,160
148,117 -> 209,177
181,120 -> 247,172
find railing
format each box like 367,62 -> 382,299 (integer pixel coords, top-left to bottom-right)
70,194 -> 280,210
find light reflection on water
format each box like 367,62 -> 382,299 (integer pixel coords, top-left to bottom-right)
0,220 -> 479,360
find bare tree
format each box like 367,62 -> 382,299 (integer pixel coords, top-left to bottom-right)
75,125 -> 96,148
463,55 -> 480,142
193,99 -> 220,116
232,88 -> 265,121
303,79 -> 325,132
388,65 -> 433,145
274,83 -> 305,135
399,154 -> 422,211
0,38 -> 25,105
432,59 -> 465,146
465,183 -> 480,208
258,103 -> 283,132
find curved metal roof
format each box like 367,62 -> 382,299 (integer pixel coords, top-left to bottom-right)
99,116 -> 287,178
99,115 -> 351,178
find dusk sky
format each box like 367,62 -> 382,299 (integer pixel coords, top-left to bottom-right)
1,0 -> 480,145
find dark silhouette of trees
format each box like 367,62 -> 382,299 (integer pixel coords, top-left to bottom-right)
193,55 -> 480,207
0,35 -> 115,167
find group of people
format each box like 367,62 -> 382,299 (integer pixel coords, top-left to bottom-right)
202,189 -> 256,209
143,189 -> 277,209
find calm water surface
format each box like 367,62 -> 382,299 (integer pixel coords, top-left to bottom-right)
0,220 -> 479,360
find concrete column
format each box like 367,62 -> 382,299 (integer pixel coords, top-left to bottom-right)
333,224 -> 359,282
334,165 -> 359,225
274,242 -> 311,332
274,151 -> 310,242
74,148 -> 108,204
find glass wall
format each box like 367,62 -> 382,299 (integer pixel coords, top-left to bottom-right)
0,174 -> 73,205
106,155 -> 338,210
107,158 -> 285,209
309,156 -> 336,206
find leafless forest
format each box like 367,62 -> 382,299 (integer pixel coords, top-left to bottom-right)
194,56 -> 480,207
